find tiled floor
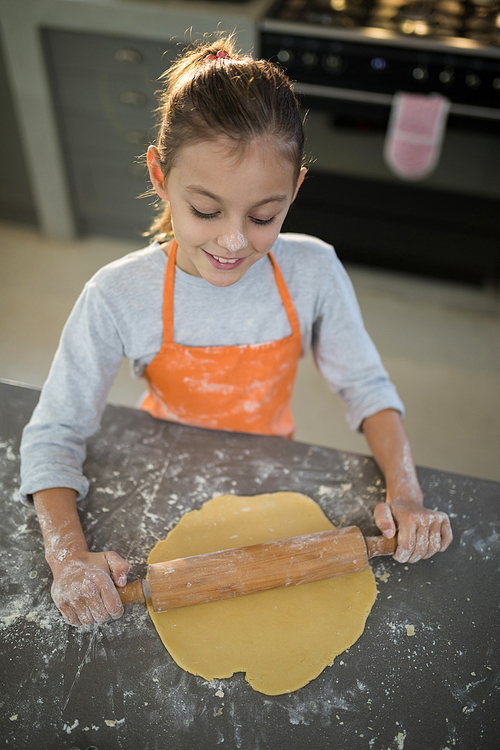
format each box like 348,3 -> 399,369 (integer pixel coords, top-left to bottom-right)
1,220 -> 499,482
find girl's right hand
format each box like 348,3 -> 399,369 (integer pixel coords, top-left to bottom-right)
50,550 -> 130,626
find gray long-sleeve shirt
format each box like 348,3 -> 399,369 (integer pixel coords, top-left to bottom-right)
19,233 -> 404,503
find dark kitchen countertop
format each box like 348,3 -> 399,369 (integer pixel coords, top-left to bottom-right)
0,380 -> 498,750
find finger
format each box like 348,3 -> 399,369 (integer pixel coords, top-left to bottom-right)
408,524 -> 431,563
58,603 -> 81,627
374,503 -> 397,539
100,578 -> 125,620
80,571 -> 120,623
394,523 -> 416,564
52,585 -> 81,626
86,593 -> 112,624
73,600 -> 95,626
422,513 -> 453,558
439,514 -> 454,551
422,518 -> 443,560
104,551 -> 130,588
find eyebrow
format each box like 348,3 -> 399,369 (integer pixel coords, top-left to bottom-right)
185,186 -> 288,208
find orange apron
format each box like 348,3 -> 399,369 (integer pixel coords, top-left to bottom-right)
141,241 -> 302,438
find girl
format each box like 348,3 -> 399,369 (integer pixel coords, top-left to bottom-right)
20,37 -> 452,627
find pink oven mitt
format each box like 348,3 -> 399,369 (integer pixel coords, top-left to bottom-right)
384,92 -> 451,180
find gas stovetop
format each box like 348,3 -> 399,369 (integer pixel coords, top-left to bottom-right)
261,0 -> 500,120
265,0 -> 500,52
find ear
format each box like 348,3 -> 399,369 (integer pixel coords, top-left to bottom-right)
291,167 -> 307,203
147,146 -> 169,201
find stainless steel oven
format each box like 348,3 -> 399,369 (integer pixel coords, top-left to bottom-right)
259,0 -> 500,284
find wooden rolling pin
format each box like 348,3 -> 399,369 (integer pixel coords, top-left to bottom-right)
118,526 -> 397,613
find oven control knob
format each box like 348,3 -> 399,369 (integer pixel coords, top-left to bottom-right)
277,49 -> 293,65
439,67 -> 454,85
323,54 -> 345,75
493,77 -> 500,91
465,72 -> 481,88
412,65 -> 429,81
371,57 -> 387,71
301,51 -> 318,69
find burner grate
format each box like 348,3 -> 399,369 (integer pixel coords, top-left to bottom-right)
269,0 -> 500,46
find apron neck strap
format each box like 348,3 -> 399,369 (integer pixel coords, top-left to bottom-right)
267,252 -> 301,338
163,239 -> 178,341
162,240 -> 300,342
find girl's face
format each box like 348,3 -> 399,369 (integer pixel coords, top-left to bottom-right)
148,137 -> 306,287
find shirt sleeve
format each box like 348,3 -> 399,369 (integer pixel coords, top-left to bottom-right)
311,250 -> 404,431
19,281 -> 125,504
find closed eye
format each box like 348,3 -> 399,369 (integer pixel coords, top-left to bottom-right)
251,216 -> 277,226
190,206 -> 277,226
190,206 -> 218,220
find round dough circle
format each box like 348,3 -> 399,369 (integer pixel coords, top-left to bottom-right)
147,492 -> 377,695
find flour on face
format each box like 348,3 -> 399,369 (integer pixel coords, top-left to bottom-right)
220,232 -> 247,253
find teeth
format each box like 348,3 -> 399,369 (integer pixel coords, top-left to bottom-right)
213,255 -> 238,264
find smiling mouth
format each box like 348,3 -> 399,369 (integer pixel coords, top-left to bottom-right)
204,249 -> 247,267
212,255 -> 239,264
201,248 -> 248,271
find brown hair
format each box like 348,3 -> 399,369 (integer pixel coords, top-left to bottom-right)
146,35 -> 305,240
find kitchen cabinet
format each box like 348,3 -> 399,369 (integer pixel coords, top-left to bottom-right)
0,30 -> 37,225
0,0 -> 265,239
43,28 -> 174,239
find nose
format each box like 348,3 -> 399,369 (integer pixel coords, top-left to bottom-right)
217,231 -> 248,253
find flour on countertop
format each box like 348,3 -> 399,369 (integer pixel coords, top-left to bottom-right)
63,718 -> 79,734
105,718 -> 125,727
2,423 -> 497,749
395,729 -> 407,749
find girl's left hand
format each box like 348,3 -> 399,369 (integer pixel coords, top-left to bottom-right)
374,498 -> 453,564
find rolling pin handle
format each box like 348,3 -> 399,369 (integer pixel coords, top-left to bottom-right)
117,578 -> 146,605
365,534 -> 398,559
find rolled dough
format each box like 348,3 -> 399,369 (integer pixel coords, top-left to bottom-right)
147,492 -> 377,695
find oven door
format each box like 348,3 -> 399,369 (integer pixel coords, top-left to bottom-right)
260,33 -> 500,285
